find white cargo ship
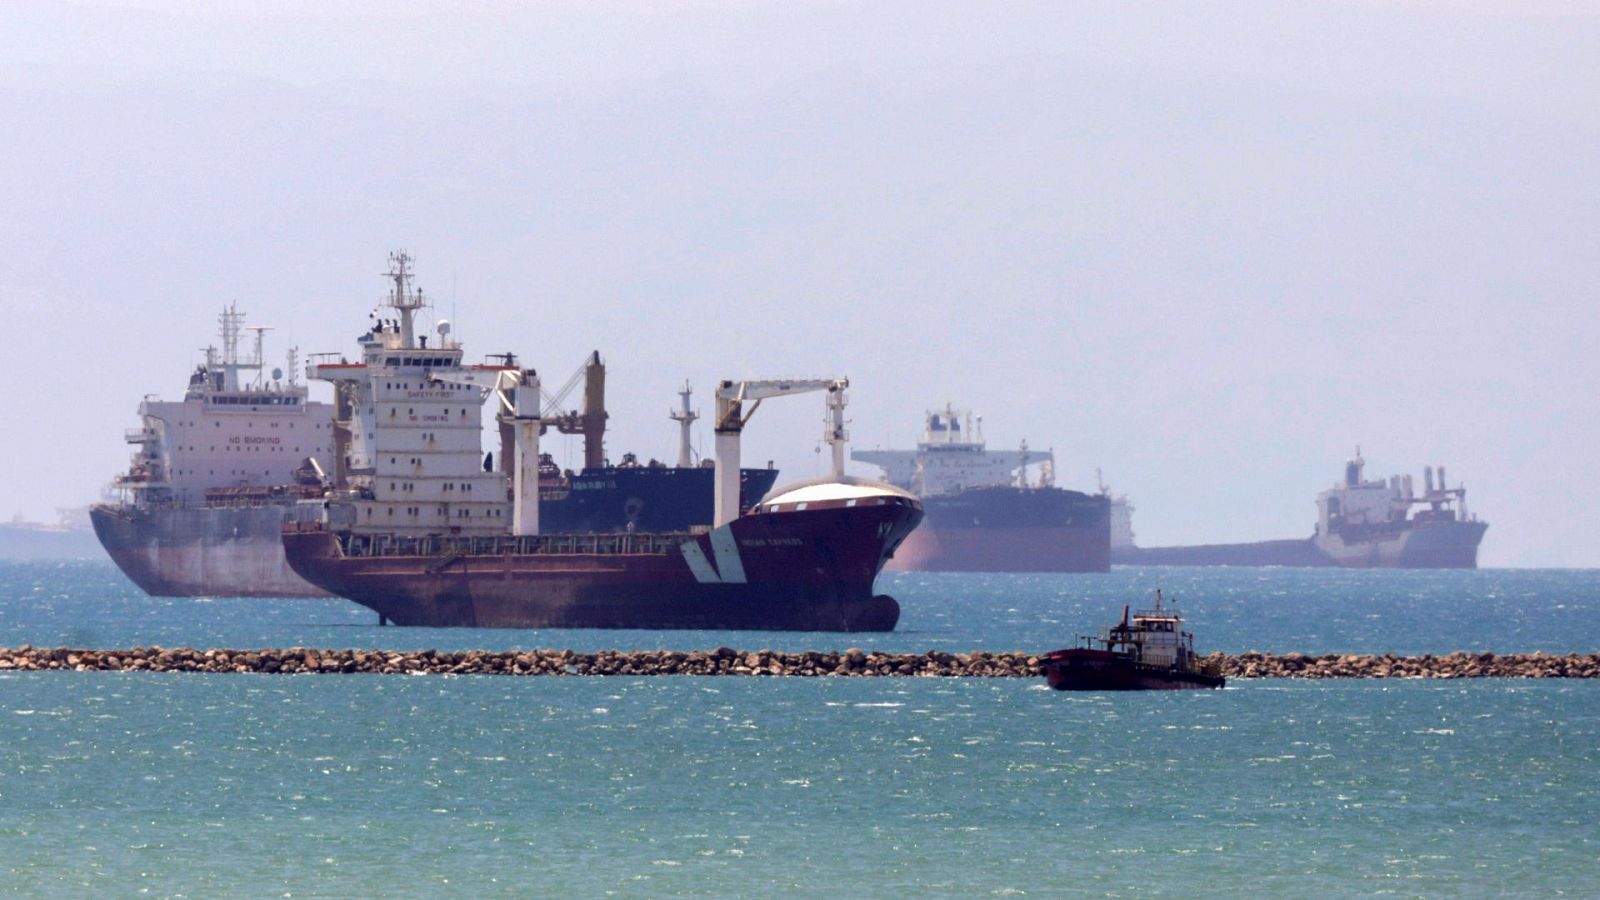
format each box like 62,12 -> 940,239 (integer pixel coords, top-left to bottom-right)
91,305 -> 336,596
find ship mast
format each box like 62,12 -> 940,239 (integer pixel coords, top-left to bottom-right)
245,326 -> 271,388
669,381 -> 699,467
213,303 -> 265,391
385,251 -> 424,348
218,303 -> 242,390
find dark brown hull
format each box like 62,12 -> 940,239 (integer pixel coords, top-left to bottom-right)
283,497 -> 922,631
1041,648 -> 1225,691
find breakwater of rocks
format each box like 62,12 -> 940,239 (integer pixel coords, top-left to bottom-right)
1,646 -> 1597,678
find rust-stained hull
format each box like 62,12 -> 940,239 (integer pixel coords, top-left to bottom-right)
283,497 -> 923,631
91,503 -> 330,598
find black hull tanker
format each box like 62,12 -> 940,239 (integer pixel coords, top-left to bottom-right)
855,406 -> 1110,573
284,489 -> 922,631
889,486 -> 1109,573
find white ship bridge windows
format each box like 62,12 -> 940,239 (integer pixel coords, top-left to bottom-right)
205,395 -> 300,406
380,356 -> 456,368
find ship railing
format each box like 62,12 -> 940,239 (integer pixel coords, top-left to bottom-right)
124,428 -> 158,444
336,530 -> 693,559
204,496 -> 315,510
1131,608 -> 1183,621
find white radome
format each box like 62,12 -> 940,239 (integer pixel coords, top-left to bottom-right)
761,476 -> 917,506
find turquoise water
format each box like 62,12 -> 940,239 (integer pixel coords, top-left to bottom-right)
5,561 -> 1599,655
2,562 -> 1598,895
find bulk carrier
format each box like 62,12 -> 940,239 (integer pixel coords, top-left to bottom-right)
1111,450 -> 1488,568
853,408 -> 1110,572
281,253 -> 921,630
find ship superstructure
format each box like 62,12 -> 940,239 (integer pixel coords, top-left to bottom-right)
91,305 -> 337,596
853,406 -> 1110,572
307,252 -> 513,537
118,304 -> 332,503
1100,471 -> 1135,552
854,406 -> 1043,497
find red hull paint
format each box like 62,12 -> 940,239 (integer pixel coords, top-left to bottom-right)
283,498 -> 922,631
885,524 -> 1110,573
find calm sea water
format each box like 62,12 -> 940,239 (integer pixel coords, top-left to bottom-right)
2,561 -> 1597,895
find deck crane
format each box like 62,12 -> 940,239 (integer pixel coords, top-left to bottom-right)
537,351 -> 608,470
714,378 -> 849,527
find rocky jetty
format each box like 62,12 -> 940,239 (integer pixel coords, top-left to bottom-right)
1220,650 -> 1600,679
0,646 -> 1596,678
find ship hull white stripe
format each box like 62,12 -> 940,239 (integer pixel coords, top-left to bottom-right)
709,525 -> 748,584
680,541 -> 722,584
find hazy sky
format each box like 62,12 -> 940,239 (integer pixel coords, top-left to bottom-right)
3,1 -> 1596,565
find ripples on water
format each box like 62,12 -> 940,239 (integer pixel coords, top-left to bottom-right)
1,561 -> 1597,894
4,561 -> 1600,654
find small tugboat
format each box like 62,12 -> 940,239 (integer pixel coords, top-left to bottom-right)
1040,590 -> 1225,690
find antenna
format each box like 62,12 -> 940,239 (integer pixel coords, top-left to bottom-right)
384,250 -> 425,348
218,303 -> 245,390
245,326 -> 271,388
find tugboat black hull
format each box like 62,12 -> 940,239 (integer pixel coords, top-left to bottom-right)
1041,648 -> 1225,691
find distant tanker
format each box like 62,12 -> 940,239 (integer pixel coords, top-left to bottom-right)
854,407 -> 1109,573
1112,450 -> 1488,569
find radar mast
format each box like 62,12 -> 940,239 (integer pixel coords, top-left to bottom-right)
385,251 -> 425,348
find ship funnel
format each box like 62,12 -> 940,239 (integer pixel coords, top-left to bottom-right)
1424,465 -> 1434,493
1437,465 -> 1446,492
